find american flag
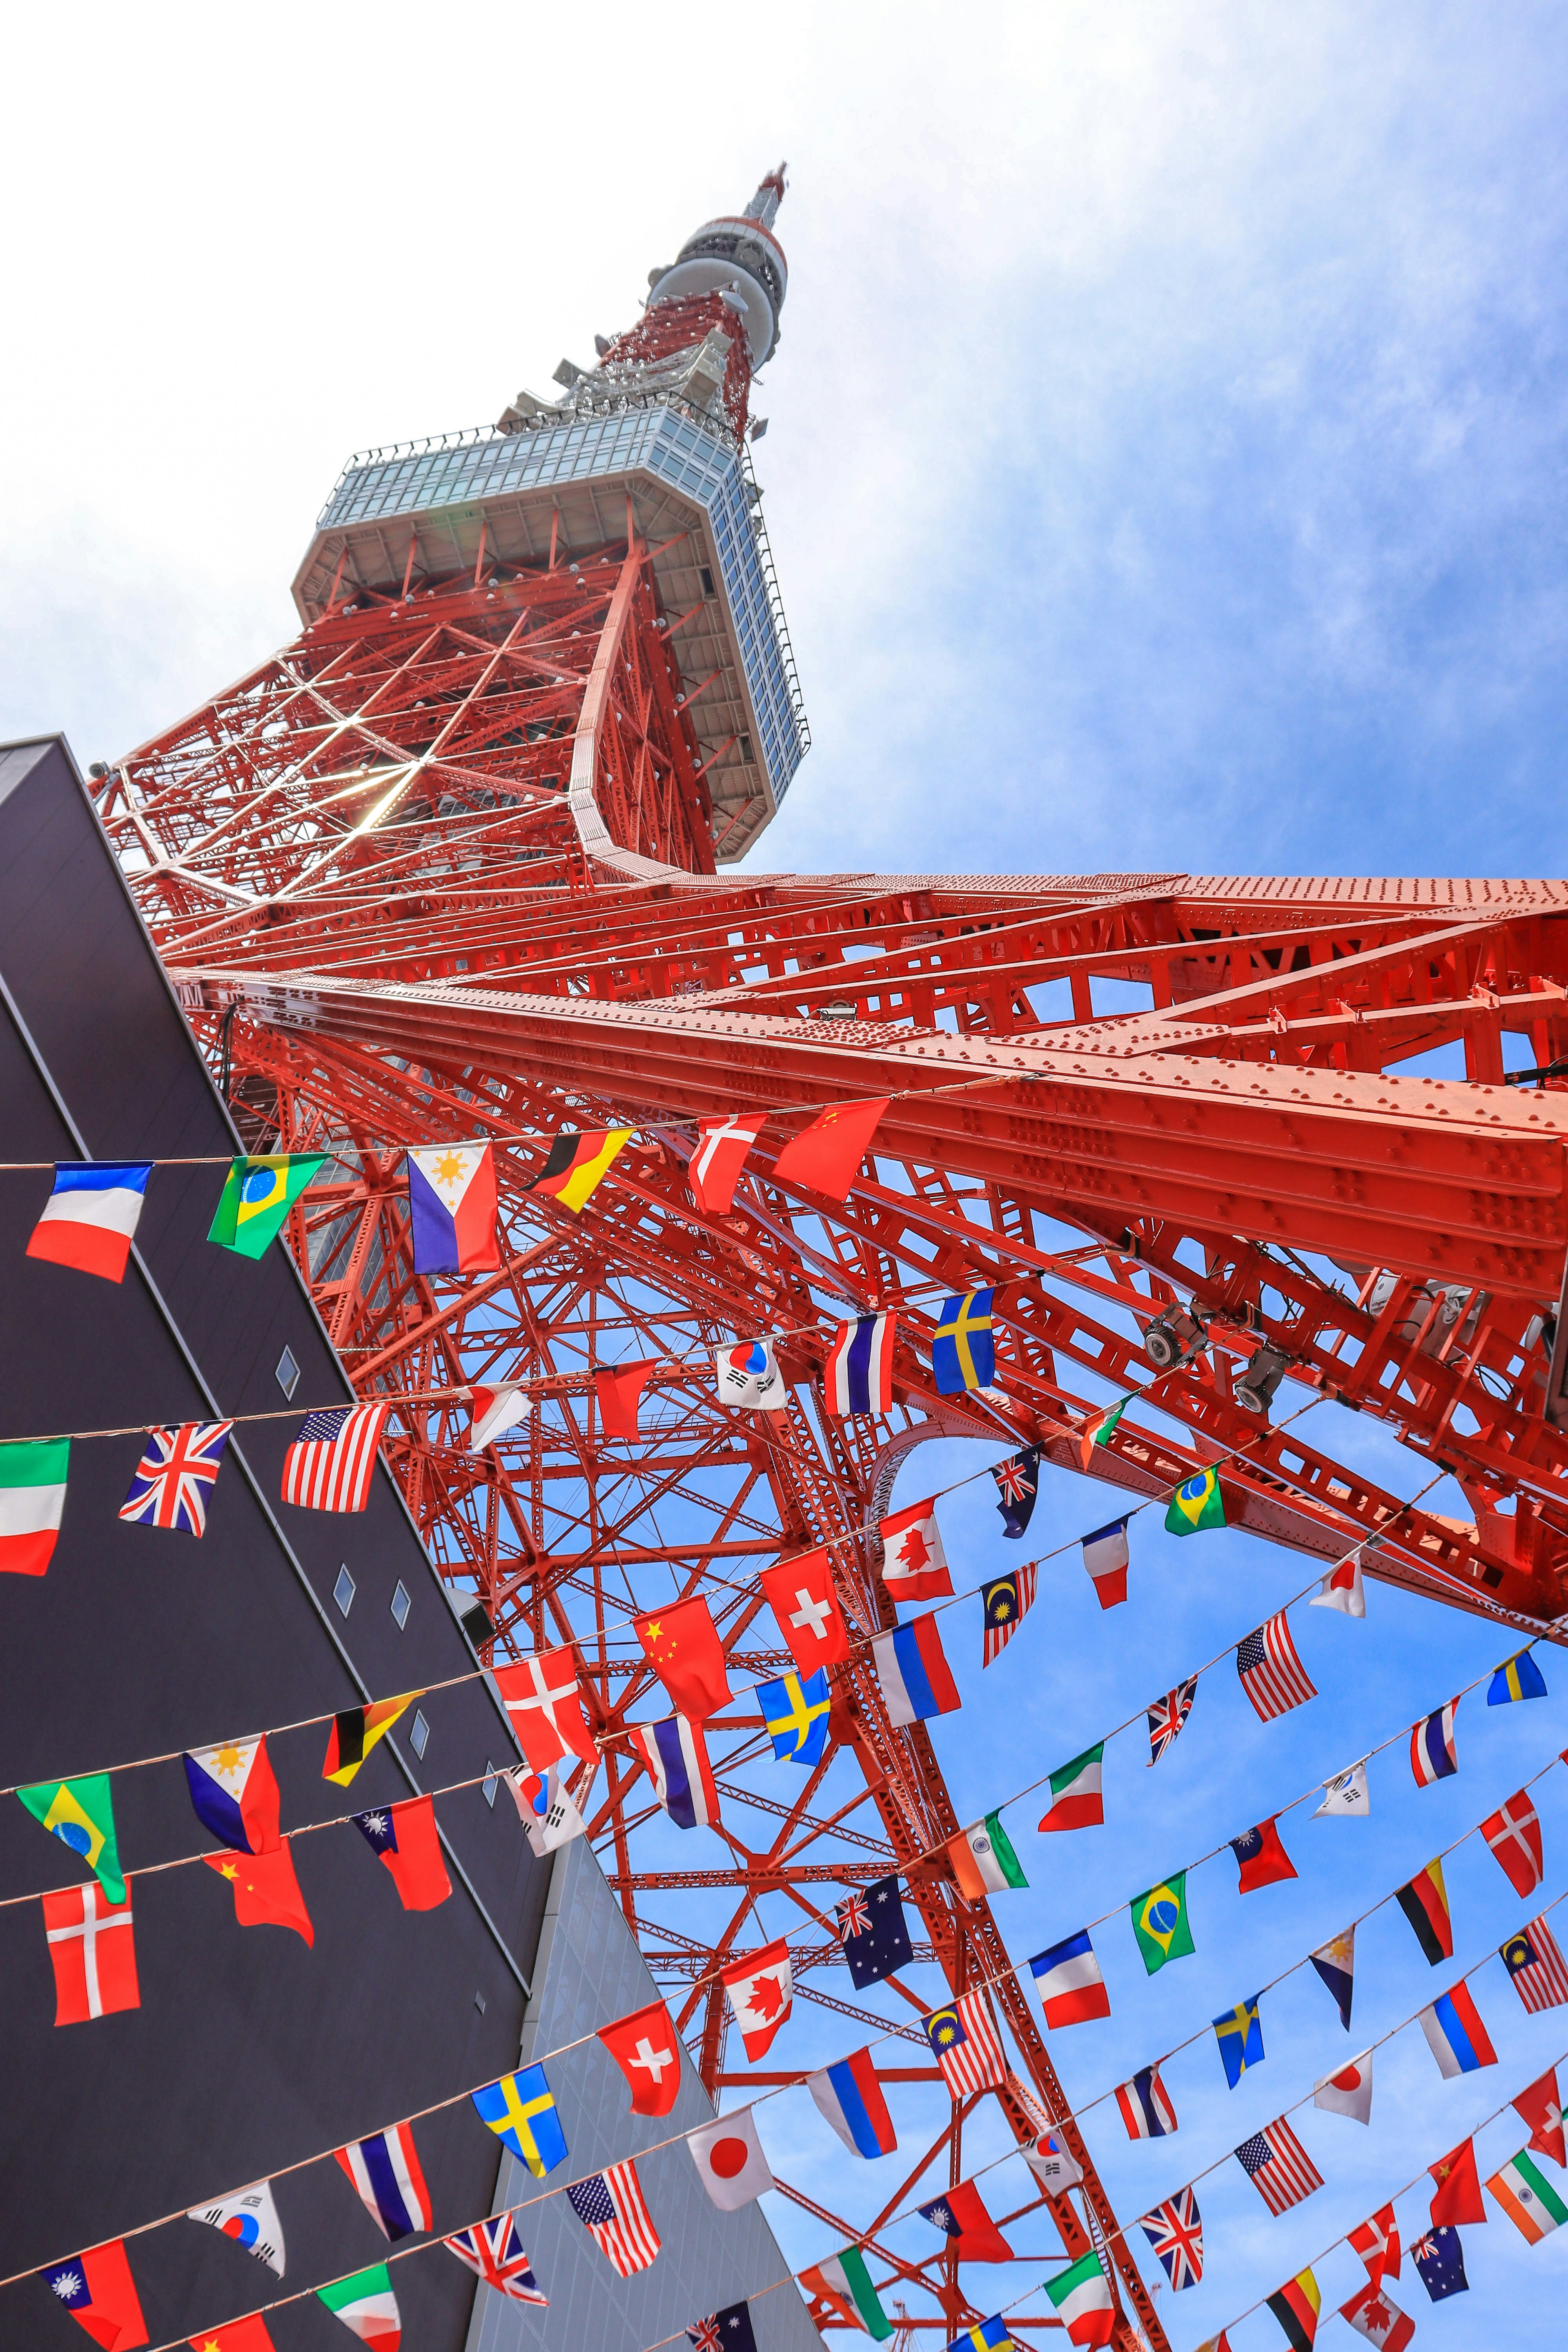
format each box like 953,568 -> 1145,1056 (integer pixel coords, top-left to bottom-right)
282,1403 -> 389,1512
566,2160 -> 661,2278
924,1989 -> 1008,2099
1501,1918 -> 1568,2013
1140,2185 -> 1203,2288
1146,1675 -> 1198,1765
1235,2118 -> 1323,2215
981,1564 -> 1038,1666
1236,1613 -> 1317,1723
118,1420 -> 233,1536
442,2209 -> 547,2304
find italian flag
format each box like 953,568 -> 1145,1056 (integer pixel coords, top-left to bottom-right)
800,2246 -> 891,2340
317,2263 -> 401,2345
0,1438 -> 70,1576
1040,1744 -> 1105,1832
950,1809 -> 1028,1898
1078,1394 -> 1130,1467
1486,2148 -> 1568,2242
1046,2249 -> 1115,2346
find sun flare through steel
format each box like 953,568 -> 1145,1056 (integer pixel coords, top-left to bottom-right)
95,167 -> 1568,2352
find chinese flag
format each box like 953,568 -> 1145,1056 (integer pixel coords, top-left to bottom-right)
773,1099 -> 889,1203
205,1840 -> 314,1946
597,1998 -> 683,2117
1515,2067 -> 1565,2167
596,1361 -> 654,1438
634,1595 -> 731,1719
188,2319 -> 278,2352
760,1550 -> 852,1671
1428,2137 -> 1485,2226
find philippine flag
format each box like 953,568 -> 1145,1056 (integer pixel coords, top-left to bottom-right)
407,1144 -> 499,1274
631,1715 -> 722,1829
871,1613 -> 961,1726
27,1163 -> 152,1283
335,2121 -> 433,2241
182,1735 -> 281,1855
807,2049 -> 898,2158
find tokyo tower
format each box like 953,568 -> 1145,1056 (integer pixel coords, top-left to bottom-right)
94,165 -> 1568,2350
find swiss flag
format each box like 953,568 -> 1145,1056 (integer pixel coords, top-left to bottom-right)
689,1113 -> 766,1214
595,1361 -> 654,1438
878,1498 -> 953,1602
760,1550 -> 851,1671
494,1647 -> 598,1772
1428,2137 -> 1484,2226
598,1998 -> 683,2117
634,1595 -> 732,1719
43,1881 -> 140,2026
1515,2066 -> 1565,2167
773,1099 -> 889,1203
1480,1788 -> 1544,1896
722,1938 -> 794,2060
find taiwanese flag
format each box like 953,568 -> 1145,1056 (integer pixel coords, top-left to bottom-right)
38,2238 -> 147,2349
918,2178 -> 1013,2263
353,1795 -> 450,1911
1428,2138 -> 1485,2227
772,1099 -> 889,1203
204,1842 -> 314,1945
1230,1817 -> 1298,1894
523,1127 -> 632,1214
634,1594 -> 731,1718
1396,1858 -> 1453,1966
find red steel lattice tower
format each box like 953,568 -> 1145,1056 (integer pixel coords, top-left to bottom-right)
94,168 -> 1568,2350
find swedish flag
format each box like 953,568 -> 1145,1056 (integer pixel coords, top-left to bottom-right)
759,1667 -> 831,1765
1488,1648 -> 1548,1706
946,2323 -> 1014,2352
1212,1993 -> 1264,2087
933,1288 -> 995,1395
471,2064 -> 568,2176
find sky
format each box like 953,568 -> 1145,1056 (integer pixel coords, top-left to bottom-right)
4,5 -> 1567,2345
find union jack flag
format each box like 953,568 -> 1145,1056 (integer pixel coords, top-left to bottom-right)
1139,2185 -> 1203,2289
1146,1675 -> 1198,1766
837,1889 -> 871,1941
442,2208 -> 547,2304
118,1421 -> 234,1537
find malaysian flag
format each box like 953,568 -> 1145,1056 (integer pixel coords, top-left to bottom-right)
118,1421 -> 233,1536
566,2160 -> 661,2278
1235,2118 -> 1324,2215
1146,1675 -> 1198,1765
282,1404 -> 389,1512
1140,2185 -> 1203,2289
981,1564 -> 1037,1666
442,2209 -> 547,2304
1236,1613 -> 1317,1723
1501,1918 -> 1568,2013
924,1990 -> 1008,2100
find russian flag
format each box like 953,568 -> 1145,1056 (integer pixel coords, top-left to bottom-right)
407,1144 -> 499,1274
182,1735 -> 281,1855
632,1714 -> 721,1829
872,1613 -> 962,1726
27,1163 -> 152,1283
1419,1982 -> 1498,2079
808,2047 -> 898,2158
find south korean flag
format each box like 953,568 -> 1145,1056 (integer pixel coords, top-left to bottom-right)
714,1336 -> 786,1411
506,1762 -> 586,1855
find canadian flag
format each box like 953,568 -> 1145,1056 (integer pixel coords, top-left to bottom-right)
722,1938 -> 794,2060
878,1498 -> 953,1603
598,1998 -> 683,2117
760,1549 -> 851,1671
1481,1788 -> 1544,1896
493,1648 -> 598,1772
689,1114 -> 766,1214
1339,2282 -> 1415,2350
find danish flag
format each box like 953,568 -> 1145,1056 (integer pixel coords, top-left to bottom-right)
688,1114 -> 765,1214
493,1647 -> 597,1772
1480,1788 -> 1544,1896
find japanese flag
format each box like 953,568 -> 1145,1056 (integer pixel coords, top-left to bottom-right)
722,1938 -> 794,2060
1311,1549 -> 1366,1617
687,2106 -> 774,2210
1314,2049 -> 1374,2125
714,1337 -> 786,1411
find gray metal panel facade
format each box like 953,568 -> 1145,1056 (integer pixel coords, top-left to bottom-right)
467,1838 -> 822,2352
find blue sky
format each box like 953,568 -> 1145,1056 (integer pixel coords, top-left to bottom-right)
4,6 -> 1566,2342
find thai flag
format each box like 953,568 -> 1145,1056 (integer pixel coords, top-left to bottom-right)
823,1313 -> 895,1415
631,1714 -> 721,1829
183,1735 -> 281,1855
807,2048 -> 897,2158
27,1162 -> 152,1283
871,1613 -> 961,1726
335,2120 -> 433,2241
1410,1697 -> 1459,1786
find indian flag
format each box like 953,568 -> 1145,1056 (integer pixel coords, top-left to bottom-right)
1046,2249 -> 1115,2346
318,2263 -> 401,2345
800,2246 -> 891,2340
950,1809 -> 1028,1898
0,1438 -> 70,1577
1487,2147 -> 1568,2243
1040,1744 -> 1105,1832
1078,1394 -> 1131,1466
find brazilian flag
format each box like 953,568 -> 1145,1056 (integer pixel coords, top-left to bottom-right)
1165,1466 -> 1225,1536
18,1773 -> 125,1901
208,1154 -> 326,1258
1131,1870 -> 1195,1975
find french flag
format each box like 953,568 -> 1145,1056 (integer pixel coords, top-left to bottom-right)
27,1163 -> 152,1283
872,1613 -> 962,1726
335,2120 -> 433,2241
808,2048 -> 898,2158
824,1313 -> 895,1415
632,1714 -> 721,1829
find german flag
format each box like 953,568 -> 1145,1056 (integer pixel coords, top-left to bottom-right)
322,1692 -> 423,1786
523,1128 -> 633,1214
1265,2268 -> 1320,2350
1396,1855 -> 1453,1966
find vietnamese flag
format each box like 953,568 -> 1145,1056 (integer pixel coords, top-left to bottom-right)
634,1594 -> 731,1718
205,1840 -> 314,1945
773,1099 -> 889,1203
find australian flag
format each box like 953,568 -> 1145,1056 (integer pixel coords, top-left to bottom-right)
1412,2226 -> 1468,2303
990,1446 -> 1040,1539
836,1873 -> 914,1989
688,2304 -> 758,2352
